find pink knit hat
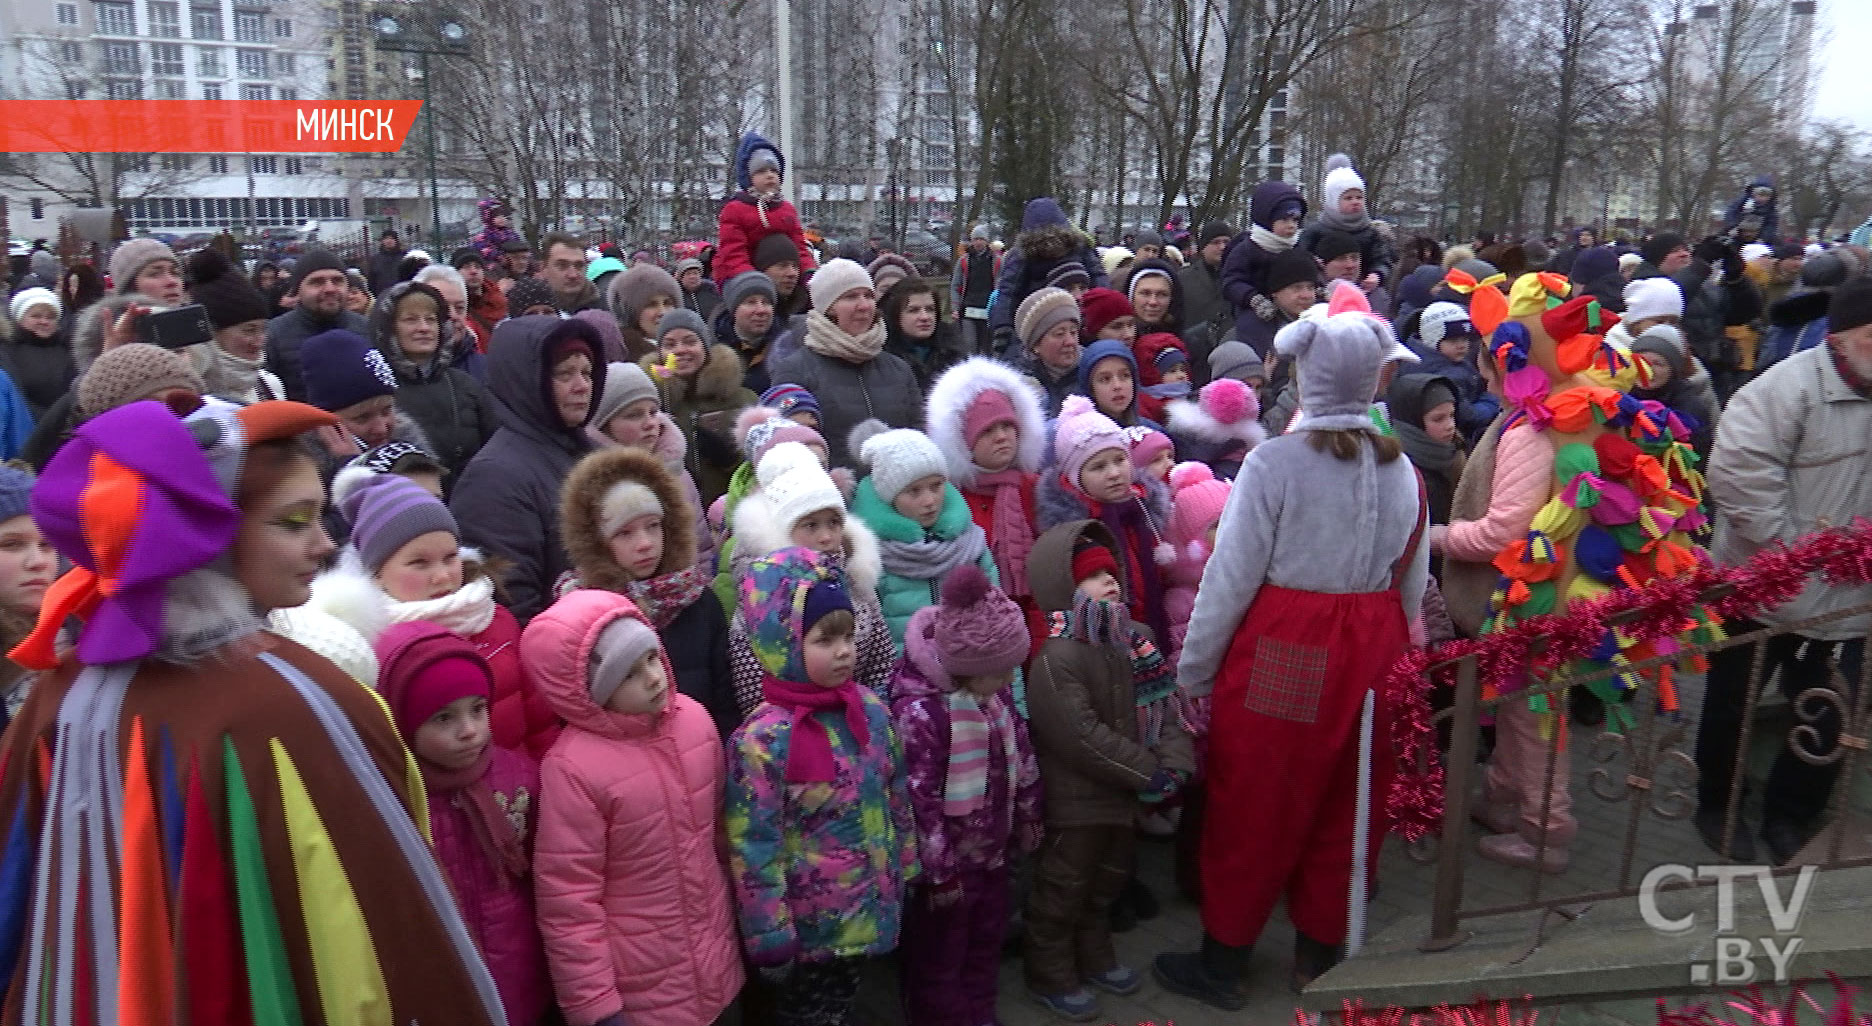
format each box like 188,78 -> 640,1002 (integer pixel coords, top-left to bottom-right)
736,406 -> 827,465
933,564 -> 1030,678
962,389 -> 1018,448
1052,395 -> 1128,491
1168,461 -> 1231,555
1126,425 -> 1173,467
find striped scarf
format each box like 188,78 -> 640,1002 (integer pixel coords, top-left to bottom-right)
1047,594 -> 1192,746
942,690 -> 1018,817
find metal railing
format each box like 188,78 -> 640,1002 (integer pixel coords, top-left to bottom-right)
1416,582 -> 1872,954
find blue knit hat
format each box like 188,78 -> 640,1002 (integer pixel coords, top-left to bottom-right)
301,329 -> 398,413
0,465 -> 34,524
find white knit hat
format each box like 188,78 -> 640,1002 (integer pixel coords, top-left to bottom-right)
808,258 -> 874,316
850,421 -> 947,504
1622,277 -> 1684,323
9,287 -> 61,323
756,441 -> 845,533
599,479 -> 663,538
1418,302 -> 1476,349
267,606 -> 380,689
1322,165 -> 1366,212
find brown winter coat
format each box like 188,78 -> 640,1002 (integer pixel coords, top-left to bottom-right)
639,344 -> 757,507
1024,519 -> 1194,829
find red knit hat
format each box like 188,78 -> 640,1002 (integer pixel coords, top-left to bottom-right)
1071,537 -> 1121,587
375,621 -> 493,742
932,565 -> 1030,678
1078,287 -> 1134,340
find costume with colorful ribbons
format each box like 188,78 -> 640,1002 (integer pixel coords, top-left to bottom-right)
1476,281 -> 1721,730
0,401 -> 505,1026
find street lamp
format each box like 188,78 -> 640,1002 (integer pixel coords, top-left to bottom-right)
373,6 -> 470,246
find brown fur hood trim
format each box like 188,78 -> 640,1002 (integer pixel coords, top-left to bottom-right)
639,344 -> 748,405
560,445 -> 698,593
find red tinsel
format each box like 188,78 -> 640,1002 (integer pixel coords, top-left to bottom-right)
1291,996 -> 1539,1026
1653,974 -> 1870,1025
1384,520 -> 1872,843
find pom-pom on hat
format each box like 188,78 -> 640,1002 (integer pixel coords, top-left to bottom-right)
1167,461 -> 1231,552
340,471 -> 460,574
186,247 -> 270,329
930,564 -> 1030,678
851,421 -> 948,504
12,402 -> 245,668
301,328 -> 398,413
808,258 -> 873,316
1166,377 -> 1266,448
1052,395 -> 1128,491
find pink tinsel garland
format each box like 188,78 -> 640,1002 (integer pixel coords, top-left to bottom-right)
1384,520 -> 1872,842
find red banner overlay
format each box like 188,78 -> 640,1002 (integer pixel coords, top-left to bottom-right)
0,101 -> 424,154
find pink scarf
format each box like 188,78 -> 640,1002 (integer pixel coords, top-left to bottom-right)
761,674 -> 871,783
972,469 -> 1034,599
421,749 -> 529,879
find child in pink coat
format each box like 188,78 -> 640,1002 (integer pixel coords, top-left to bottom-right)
526,589 -> 744,1026
1163,461 -> 1232,668
375,621 -> 552,1026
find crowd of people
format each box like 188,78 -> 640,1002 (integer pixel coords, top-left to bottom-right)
0,144 -> 1869,1026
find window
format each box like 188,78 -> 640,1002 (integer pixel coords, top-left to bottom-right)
106,79 -> 142,100
240,83 -> 272,100
283,156 -> 302,175
234,10 -> 266,42
236,48 -> 268,79
57,41 -> 84,65
278,87 -> 296,100
95,1 -> 135,35
155,78 -> 186,98
161,153 -> 191,171
274,53 -> 295,75
202,82 -> 222,99
272,17 -> 291,37
208,154 -> 228,173
149,1 -> 181,37
30,198 -> 44,219
249,155 -> 277,175
103,41 -> 139,74
56,3 -> 78,25
152,42 -> 184,76
197,46 -> 223,76
192,6 -> 221,38
65,80 -> 88,99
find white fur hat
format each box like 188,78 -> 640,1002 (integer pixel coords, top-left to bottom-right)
756,441 -> 845,533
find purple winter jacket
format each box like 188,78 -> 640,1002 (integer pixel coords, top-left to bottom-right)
429,744 -> 554,1026
888,607 -> 1044,887
1220,181 -> 1309,358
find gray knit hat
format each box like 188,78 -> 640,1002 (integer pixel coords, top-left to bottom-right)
109,238 -> 179,295
721,271 -> 777,318
339,472 -> 460,574
0,465 -> 34,525
589,616 -> 662,708
590,361 -> 659,428
656,308 -> 714,346
1015,287 -> 1080,348
1208,340 -> 1264,383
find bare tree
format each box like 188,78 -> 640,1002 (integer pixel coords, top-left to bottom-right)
1526,0 -> 1647,233
0,43 -> 191,211
1778,121 -> 1872,241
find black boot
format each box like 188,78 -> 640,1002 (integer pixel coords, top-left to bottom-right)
1291,931 -> 1345,993
1152,933 -> 1249,1011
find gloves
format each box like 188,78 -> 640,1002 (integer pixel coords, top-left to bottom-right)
1140,767 -> 1185,805
1250,292 -> 1278,322
756,961 -> 795,987
927,879 -> 965,909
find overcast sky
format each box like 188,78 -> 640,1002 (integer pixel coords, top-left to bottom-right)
1813,0 -> 1872,132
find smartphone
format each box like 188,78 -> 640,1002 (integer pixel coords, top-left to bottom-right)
137,304 -> 215,350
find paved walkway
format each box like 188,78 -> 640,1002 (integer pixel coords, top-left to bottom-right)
849,672 -> 1872,1025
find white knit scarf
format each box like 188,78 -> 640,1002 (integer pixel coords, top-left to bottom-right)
1251,224 -> 1296,253
382,574 -> 498,636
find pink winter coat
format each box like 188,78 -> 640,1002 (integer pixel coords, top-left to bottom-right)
526,589 -> 744,1026
429,745 -> 553,1026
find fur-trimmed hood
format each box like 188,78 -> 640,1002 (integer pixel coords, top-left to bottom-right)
924,356 -> 1047,489
70,291 -> 153,373
1018,223 -> 1087,266
638,343 -> 748,406
1035,463 -> 1171,534
559,445 -> 699,594
730,486 -> 881,599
